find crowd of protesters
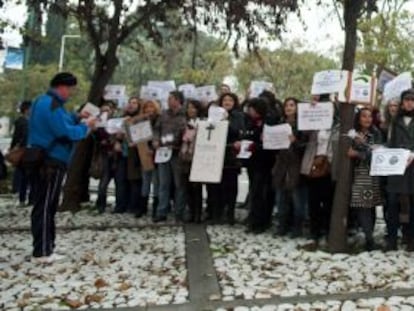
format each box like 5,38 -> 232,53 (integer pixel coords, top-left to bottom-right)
4,72 -> 414,262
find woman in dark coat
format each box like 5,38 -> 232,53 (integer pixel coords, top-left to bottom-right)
273,97 -> 308,237
386,89 -> 414,251
207,93 -> 245,224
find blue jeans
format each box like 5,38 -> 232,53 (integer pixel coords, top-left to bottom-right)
157,155 -> 186,219
142,168 -> 159,197
276,185 -> 307,233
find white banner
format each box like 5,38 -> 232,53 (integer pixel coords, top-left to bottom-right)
370,148 -> 411,176
298,102 -> 334,131
263,123 -> 292,150
190,121 -> 229,183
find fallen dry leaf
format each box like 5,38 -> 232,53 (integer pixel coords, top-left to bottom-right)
64,298 -> 83,308
94,278 -> 109,288
84,294 -> 103,304
117,282 -> 132,291
377,305 -> 391,311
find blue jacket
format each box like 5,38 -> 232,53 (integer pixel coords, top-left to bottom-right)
28,89 -> 88,164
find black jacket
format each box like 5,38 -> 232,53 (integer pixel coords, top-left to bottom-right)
10,116 -> 28,149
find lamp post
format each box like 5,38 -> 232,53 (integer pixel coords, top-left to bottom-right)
58,34 -> 81,72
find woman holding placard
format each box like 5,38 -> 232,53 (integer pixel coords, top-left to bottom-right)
348,108 -> 383,251
386,89 -> 414,251
273,97 -> 308,238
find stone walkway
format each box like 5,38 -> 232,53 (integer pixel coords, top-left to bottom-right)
1,196 -> 414,311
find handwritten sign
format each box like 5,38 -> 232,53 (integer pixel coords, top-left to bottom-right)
190,121 -> 229,183
249,81 -> 274,98
126,120 -> 153,144
298,102 -> 334,131
311,70 -> 349,102
383,72 -> 412,102
370,148 -> 411,176
263,124 -> 292,150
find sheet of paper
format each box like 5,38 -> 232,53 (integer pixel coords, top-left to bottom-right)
263,123 -> 292,150
178,84 -> 197,99
237,140 -> 253,159
377,69 -> 396,93
105,118 -> 125,134
383,72 -> 412,102
81,103 -> 101,117
311,70 -> 349,102
96,112 -> 108,128
349,74 -> 376,104
196,85 -> 218,103
154,147 -> 172,164
104,85 -> 126,100
148,80 -> 176,93
370,148 -> 411,176
208,106 -> 227,122
127,120 -> 153,144
298,102 -> 334,131
249,81 -> 274,98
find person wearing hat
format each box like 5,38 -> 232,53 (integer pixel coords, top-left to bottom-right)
27,72 -> 96,263
386,88 -> 414,251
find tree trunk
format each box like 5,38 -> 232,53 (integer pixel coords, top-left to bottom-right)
328,0 -> 364,253
60,54 -> 118,212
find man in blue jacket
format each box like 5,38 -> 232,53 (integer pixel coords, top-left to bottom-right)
28,72 -> 96,263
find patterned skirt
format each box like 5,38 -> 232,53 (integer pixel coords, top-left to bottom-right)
351,165 -> 383,209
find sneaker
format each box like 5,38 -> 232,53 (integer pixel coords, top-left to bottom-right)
32,253 -> 66,264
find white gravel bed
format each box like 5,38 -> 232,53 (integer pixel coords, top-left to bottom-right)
0,227 -> 188,310
208,226 -> 414,302
216,297 -> 414,310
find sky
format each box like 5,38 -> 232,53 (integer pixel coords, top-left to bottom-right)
1,1 -> 413,61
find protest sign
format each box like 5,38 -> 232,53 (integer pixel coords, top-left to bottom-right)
190,121 -> 229,183
370,148 -> 411,176
249,81 -> 274,98
237,140 -> 253,159
349,73 -> 377,105
148,80 -> 176,93
81,103 -> 101,117
311,70 -> 350,102
104,85 -> 126,101
105,118 -> 125,134
298,102 -> 334,131
377,69 -> 396,93
4,47 -> 24,70
196,85 -> 218,103
126,120 -> 153,144
208,106 -> 228,122
383,72 -> 412,102
263,124 -> 292,150
155,147 -> 172,164
178,84 -> 197,99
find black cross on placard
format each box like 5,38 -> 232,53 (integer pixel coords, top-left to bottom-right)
206,123 -> 215,141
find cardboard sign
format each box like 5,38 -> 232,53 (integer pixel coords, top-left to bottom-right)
263,123 -> 292,150
311,70 -> 350,102
298,102 -> 334,131
126,120 -> 153,144
250,81 -> 274,98
383,72 -> 412,102
349,73 -> 377,105
190,121 -> 229,183
370,148 -> 411,176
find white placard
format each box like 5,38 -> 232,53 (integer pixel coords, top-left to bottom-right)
311,70 -> 349,102
96,112 -> 108,128
208,106 -> 228,122
377,69 -> 396,93
140,85 -> 162,101
190,121 -> 229,183
263,124 -> 292,150
155,147 -> 173,164
81,103 -> 101,117
148,80 -> 176,93
383,72 -> 412,102
250,81 -> 274,98
105,118 -> 125,134
298,102 -> 334,131
179,84 -> 197,99
196,85 -> 218,103
127,120 -> 153,144
370,148 -> 411,176
104,85 -> 126,101
237,140 -> 253,159
350,74 -> 376,104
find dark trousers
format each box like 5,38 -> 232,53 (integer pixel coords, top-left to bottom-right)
248,168 -> 274,230
12,166 -> 29,203
207,168 -> 239,222
95,155 -> 115,212
31,161 -> 66,257
307,176 -> 334,239
186,178 -> 203,222
356,208 -> 375,242
387,193 -> 414,240
114,157 -> 142,213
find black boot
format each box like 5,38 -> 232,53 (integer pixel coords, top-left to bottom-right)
152,197 -> 159,220
385,238 -> 398,251
226,204 -> 235,226
142,196 -> 149,215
